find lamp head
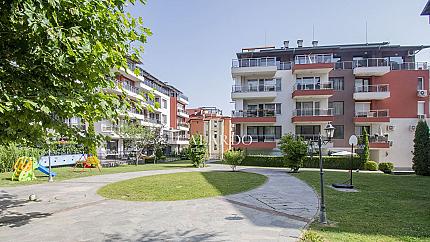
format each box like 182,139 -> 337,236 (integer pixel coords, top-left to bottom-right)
325,122 -> 335,141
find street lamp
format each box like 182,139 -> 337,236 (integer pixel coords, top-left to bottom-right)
317,123 -> 335,224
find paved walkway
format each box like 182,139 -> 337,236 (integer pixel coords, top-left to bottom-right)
0,164 -> 318,241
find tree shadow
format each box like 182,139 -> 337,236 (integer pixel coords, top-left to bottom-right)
103,228 -> 223,242
0,191 -> 52,228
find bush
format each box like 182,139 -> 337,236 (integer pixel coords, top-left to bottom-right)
223,150 -> 245,171
241,155 -> 362,170
279,134 -> 308,172
301,230 -> 324,242
364,161 -> 378,171
188,134 -> 207,167
0,144 -> 45,173
378,162 -> 394,174
412,120 -> 430,175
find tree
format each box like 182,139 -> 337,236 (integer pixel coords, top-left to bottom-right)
279,134 -> 308,172
121,122 -> 154,166
151,127 -> 167,163
412,120 -> 430,175
223,150 -> 245,171
188,134 -> 207,168
360,128 -> 370,164
0,0 -> 151,146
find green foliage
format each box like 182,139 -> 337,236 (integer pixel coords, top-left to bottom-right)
378,162 -> 394,174
0,144 -> 45,173
279,134 -> 308,172
49,142 -> 85,156
360,129 -> 370,163
188,134 -> 207,168
241,155 -> 362,170
0,0 -> 151,145
412,120 -> 430,175
301,230 -> 324,242
364,161 -> 378,171
223,150 -> 245,171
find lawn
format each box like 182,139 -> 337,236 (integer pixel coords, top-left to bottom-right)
292,171 -> 430,242
0,160 -> 192,187
97,171 -> 267,201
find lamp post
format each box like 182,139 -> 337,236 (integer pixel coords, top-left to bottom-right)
317,123 -> 335,224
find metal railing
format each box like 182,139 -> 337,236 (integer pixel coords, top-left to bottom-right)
232,57 -> 277,68
354,84 -> 389,93
232,109 -> 277,118
101,125 -> 118,133
390,62 -> 428,70
278,61 -> 292,70
296,134 -> 320,141
353,58 -> 389,68
231,84 -> 279,93
355,109 -> 389,118
179,94 -> 189,101
177,109 -> 188,115
295,54 -> 333,64
334,60 -> 429,71
145,118 -> 161,124
293,108 -> 333,116
241,135 -> 277,142
358,135 -> 389,143
294,82 -> 333,91
177,122 -> 188,128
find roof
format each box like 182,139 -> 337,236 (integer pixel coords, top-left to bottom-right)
422,0 -> 430,15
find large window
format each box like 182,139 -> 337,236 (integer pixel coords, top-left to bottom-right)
329,101 -> 344,115
295,125 -> 321,135
246,126 -> 282,140
329,77 -> 344,90
418,77 -> 425,90
418,101 -> 425,115
333,125 -> 344,139
296,77 -> 321,90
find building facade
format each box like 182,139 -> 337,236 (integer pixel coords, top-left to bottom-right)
187,107 -> 232,159
95,60 -> 189,158
231,40 -> 429,169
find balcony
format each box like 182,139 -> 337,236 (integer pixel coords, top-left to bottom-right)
353,110 -> 390,123
178,94 -> 189,105
353,84 -> 390,100
292,83 -> 334,99
231,109 -> 277,123
177,122 -> 189,130
293,54 -> 334,74
335,60 -> 429,71
177,109 -> 189,118
231,57 -> 278,77
292,108 -> 334,123
168,136 -> 189,145
353,58 -> 390,76
231,84 -> 279,100
231,135 -> 277,150
359,135 -> 390,149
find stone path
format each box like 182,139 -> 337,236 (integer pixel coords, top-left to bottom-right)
0,164 -> 318,241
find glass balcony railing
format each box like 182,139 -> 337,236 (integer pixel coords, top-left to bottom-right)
355,109 -> 389,118
232,109 -> 277,118
232,57 -> 277,68
293,108 -> 333,116
354,84 -> 389,93
241,135 -> 277,142
232,84 -> 280,93
294,82 -> 333,91
295,54 -> 333,64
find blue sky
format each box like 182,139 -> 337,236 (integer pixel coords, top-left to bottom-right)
129,0 -> 430,114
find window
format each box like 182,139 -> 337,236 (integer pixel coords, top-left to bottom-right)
162,99 -> 167,109
418,101 -> 425,115
355,126 -> 370,136
333,125 -> 344,139
296,77 -> 321,90
355,102 -> 370,116
295,125 -> 320,140
355,79 -> 370,92
418,77 -> 424,90
162,114 -> 167,124
296,101 -> 320,116
329,77 -> 344,90
329,101 -> 344,115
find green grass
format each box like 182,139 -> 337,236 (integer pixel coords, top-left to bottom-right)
97,171 -> 267,201
0,160 -> 192,187
292,171 -> 430,242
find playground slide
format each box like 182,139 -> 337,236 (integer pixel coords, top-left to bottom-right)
37,165 -> 57,177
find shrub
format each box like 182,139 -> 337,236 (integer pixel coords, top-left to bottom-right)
0,144 -> 45,173
412,120 -> 430,176
378,162 -> 394,174
364,161 -> 378,171
360,128 -> 370,163
188,134 -> 207,167
279,134 -> 308,172
223,150 -> 245,171
301,230 -> 324,242
241,155 -> 362,170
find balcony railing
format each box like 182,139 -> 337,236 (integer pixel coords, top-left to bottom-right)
241,135 -> 277,142
353,58 -> 389,68
354,84 -> 389,93
358,135 -> 389,143
296,134 -> 320,141
232,84 -> 279,93
232,57 -> 277,68
101,125 -> 118,133
390,62 -> 428,70
278,62 -> 292,70
177,109 -> 188,116
177,122 -> 188,128
146,118 -> 161,124
179,94 -> 189,101
295,54 -> 333,64
334,60 -> 429,70
232,109 -> 277,118
293,108 -> 333,116
294,82 -> 332,91
355,109 -> 389,118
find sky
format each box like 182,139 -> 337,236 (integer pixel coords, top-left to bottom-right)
128,0 -> 430,114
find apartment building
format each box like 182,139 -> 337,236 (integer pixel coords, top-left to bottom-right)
231,40 -> 429,169
187,107 -> 232,159
95,60 -> 189,158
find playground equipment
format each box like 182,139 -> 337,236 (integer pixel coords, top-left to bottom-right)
11,156 -> 57,181
73,155 -> 102,172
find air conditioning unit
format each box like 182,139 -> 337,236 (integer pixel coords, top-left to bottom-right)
418,114 -> 426,119
410,125 -> 417,131
386,125 -> 395,131
417,90 -> 428,97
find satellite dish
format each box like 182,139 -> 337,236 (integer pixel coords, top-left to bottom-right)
349,135 -> 358,146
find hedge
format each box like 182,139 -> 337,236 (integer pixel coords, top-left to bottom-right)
0,144 -> 45,173
241,155 -> 362,170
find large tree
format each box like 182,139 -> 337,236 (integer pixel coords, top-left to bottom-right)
413,120 -> 430,175
0,0 -> 151,146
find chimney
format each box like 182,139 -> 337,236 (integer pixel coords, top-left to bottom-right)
283,40 -> 289,48
312,40 -> 318,47
297,39 -> 303,48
